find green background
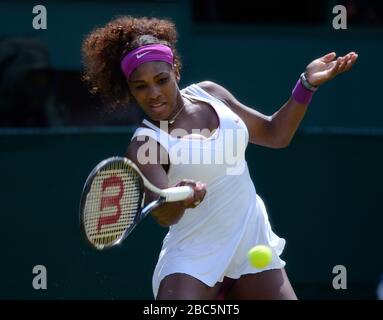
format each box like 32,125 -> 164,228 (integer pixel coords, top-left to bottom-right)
1,0 -> 382,299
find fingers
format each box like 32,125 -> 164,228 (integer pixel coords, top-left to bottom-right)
329,57 -> 342,76
177,179 -> 207,208
176,179 -> 195,186
337,52 -> 358,73
321,52 -> 337,62
191,182 -> 207,208
344,52 -> 358,71
330,52 -> 358,76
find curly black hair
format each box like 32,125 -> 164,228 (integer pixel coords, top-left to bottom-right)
82,16 -> 181,109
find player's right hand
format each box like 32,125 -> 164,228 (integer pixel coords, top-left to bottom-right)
175,179 -> 207,209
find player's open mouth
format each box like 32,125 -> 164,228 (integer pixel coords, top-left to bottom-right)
150,102 -> 165,108
150,102 -> 166,112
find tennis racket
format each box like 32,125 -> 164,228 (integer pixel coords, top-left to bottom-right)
79,156 -> 193,250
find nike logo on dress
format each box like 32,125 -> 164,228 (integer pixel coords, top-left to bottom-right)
136,51 -> 151,59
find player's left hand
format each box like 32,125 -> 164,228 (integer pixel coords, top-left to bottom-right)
305,51 -> 358,87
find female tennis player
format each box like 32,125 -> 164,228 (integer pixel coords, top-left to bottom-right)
82,16 -> 358,299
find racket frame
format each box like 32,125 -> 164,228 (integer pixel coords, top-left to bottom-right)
79,157 -> 191,250
79,157 -> 146,250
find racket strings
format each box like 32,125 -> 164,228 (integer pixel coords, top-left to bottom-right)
83,161 -> 142,248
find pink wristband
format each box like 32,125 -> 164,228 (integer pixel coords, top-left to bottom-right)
292,79 -> 314,104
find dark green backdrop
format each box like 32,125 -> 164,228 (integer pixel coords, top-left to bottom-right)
1,0 -> 382,299
1,129 -> 382,299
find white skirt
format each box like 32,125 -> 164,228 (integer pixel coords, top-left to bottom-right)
152,193 -> 286,298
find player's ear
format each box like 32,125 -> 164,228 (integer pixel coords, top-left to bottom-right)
173,65 -> 180,83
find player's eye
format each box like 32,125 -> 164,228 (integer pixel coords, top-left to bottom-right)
135,84 -> 147,90
158,77 -> 169,85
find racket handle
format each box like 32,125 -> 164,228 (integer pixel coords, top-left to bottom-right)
163,186 -> 194,202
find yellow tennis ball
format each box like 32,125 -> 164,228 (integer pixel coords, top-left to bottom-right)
248,245 -> 272,269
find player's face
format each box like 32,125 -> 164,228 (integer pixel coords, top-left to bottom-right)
128,61 -> 181,121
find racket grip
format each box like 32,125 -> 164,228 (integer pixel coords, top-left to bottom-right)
163,186 -> 194,202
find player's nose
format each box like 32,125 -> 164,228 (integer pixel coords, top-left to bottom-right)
147,85 -> 161,100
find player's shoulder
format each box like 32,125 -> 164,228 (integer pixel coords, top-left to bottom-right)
197,80 -> 225,95
127,131 -> 168,168
126,137 -> 144,163
196,81 -> 234,105
128,134 -> 157,155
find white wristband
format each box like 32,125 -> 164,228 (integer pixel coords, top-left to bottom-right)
300,73 -> 318,92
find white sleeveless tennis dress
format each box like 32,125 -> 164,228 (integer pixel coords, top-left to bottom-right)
131,84 -> 286,298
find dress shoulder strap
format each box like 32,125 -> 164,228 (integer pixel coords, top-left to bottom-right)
142,119 -> 161,132
131,126 -> 157,141
182,83 -> 225,105
131,125 -> 170,153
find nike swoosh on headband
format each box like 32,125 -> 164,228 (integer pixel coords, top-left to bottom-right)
121,44 -> 174,79
136,51 -> 151,59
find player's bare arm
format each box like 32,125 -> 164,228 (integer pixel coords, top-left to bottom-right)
200,51 -> 358,148
126,137 -> 206,227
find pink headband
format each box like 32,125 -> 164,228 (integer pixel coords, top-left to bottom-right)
120,44 -> 174,79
